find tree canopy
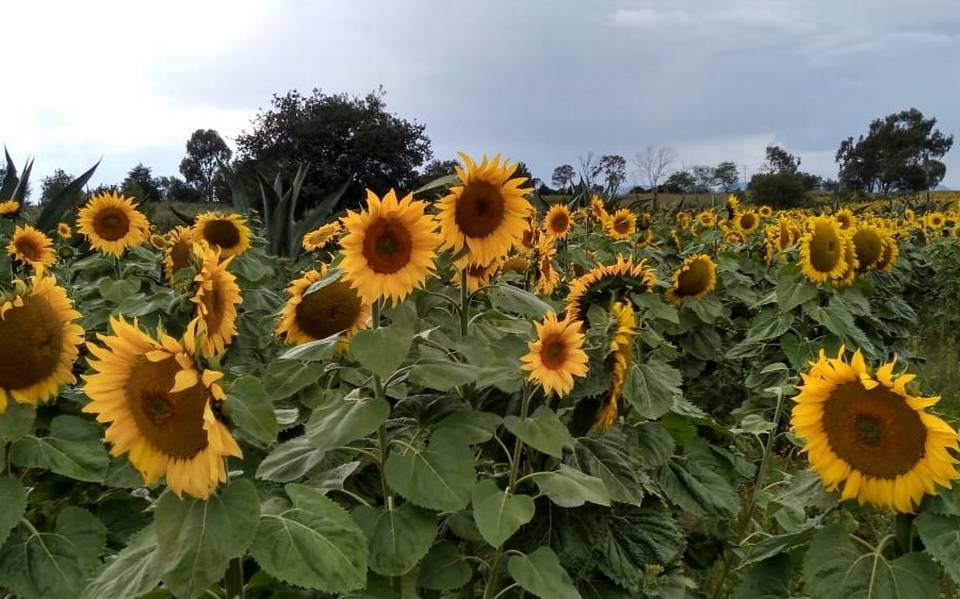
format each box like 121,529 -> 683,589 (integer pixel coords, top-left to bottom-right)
180,129 -> 232,202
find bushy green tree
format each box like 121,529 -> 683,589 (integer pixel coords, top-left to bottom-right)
40,169 -> 73,204
180,129 -> 232,202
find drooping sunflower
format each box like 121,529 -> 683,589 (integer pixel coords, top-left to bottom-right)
340,189 -> 440,306
533,236 -> 559,296
518,216 -> 539,256
190,246 -> 242,357
791,347 -> 960,513
851,224 -> 885,271
0,200 -> 20,216
437,152 -> 532,265
544,203 -> 573,239
565,255 -> 657,321
799,216 -> 849,283
876,235 -> 899,272
163,226 -> 196,287
589,196 -> 609,223
83,316 -> 242,499
593,301 -> 636,431
835,208 -> 856,231
7,225 -> 56,273
302,221 -> 342,252
604,209 -> 637,240
665,254 -> 717,306
193,212 -> 251,258
834,232 -> 860,288
276,264 -> 371,349
57,222 -> 72,239
0,276 -> 84,412
521,312 -> 589,397
735,211 -> 760,235
77,191 -> 150,257
676,211 -> 691,230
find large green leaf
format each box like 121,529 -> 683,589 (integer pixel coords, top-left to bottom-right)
277,333 -> 341,361
434,410 -> 503,445
80,525 -> 161,599
227,376 -> 279,447
569,435 -> 646,506
350,320 -> 416,379
154,479 -> 260,599
9,415 -> 109,482
596,507 -> 685,593
306,394 -> 390,451
418,540 -> 473,590
776,264 -> 818,313
504,406 -> 573,458
251,483 -> 367,593
0,401 -> 35,441
0,477 -> 26,547
915,512 -> 960,585
733,554 -> 792,599
507,547 -> 581,599
803,525 -> 938,599
385,430 -> 476,512
409,359 -> 480,391
263,358 -> 326,400
35,160 -> 100,232
658,453 -> 739,518
489,284 -> 552,318
256,437 -> 326,482
534,465 -> 611,508
472,479 -> 535,548
353,504 -> 436,576
622,360 -> 683,420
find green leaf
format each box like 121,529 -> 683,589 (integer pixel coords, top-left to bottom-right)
435,410 -> 503,445
10,415 -> 109,482
0,401 -> 35,441
472,479 -> 535,548
803,525 -> 938,599
746,308 -> 794,343
489,284 -> 552,318
251,483 -> 367,593
805,303 -> 856,338
0,477 -> 27,547
776,264 -> 818,313
622,360 -> 683,420
409,360 -> 480,391
80,525 -> 161,599
0,507 -> 107,599
385,430 -> 476,512
732,554 -> 792,599
419,540 -> 472,590
659,455 -> 739,518
263,359 -> 326,400
634,292 -> 679,324
306,394 -> 390,451
534,465 -> 611,508
504,406 -> 573,458
507,547 -> 581,599
256,437 -> 326,482
353,504 -> 436,576
596,507 -> 685,593
227,376 -> 279,447
278,333 -> 341,361
570,435 -> 646,506
915,513 -> 960,585
154,479 -> 260,599
349,321 -> 415,379
311,461 -> 361,495
635,422 -> 675,468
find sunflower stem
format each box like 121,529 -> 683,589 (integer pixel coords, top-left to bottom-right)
113,255 -> 121,279
224,557 -> 245,599
370,300 -> 395,511
894,513 -> 915,555
459,268 -> 470,338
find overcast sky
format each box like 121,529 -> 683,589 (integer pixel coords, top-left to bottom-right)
4,0 -> 960,193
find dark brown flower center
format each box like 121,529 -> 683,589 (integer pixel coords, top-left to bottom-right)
15,239 -> 40,260
203,219 -> 241,249
540,336 -> 569,369
550,212 -> 569,233
296,280 -> 363,339
455,181 -> 505,239
0,295 -> 65,391
93,207 -> 131,241
362,218 -> 413,274
614,217 -> 631,233
676,260 -> 711,296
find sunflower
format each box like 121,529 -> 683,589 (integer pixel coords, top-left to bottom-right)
851,224 -> 885,271
163,226 -> 196,287
926,211 -> 946,230
77,191 -> 150,257
876,235 -> 899,272
759,205 -> 773,218
0,276 -> 83,412
521,312 -> 589,397
791,347 -> 960,513
726,194 -> 740,220
799,216 -> 849,283
835,233 -> 860,288
593,301 -> 636,431
696,210 -> 717,228
57,222 -> 72,239
518,216 -> 539,256
0,200 -> 20,216
340,189 -> 439,306
83,316 -> 242,499
589,196 -> 609,223
190,246 -> 242,357
501,255 -> 530,275
565,255 -> 656,321
665,254 -> 717,306
835,208 -> 856,231
544,203 -> 573,239
735,211 -> 760,235
637,228 -> 655,248
676,212 -> 691,230
193,212 -> 251,258
7,225 -> 56,273
437,152 -> 532,265
453,257 -> 502,293
605,209 -> 637,240
533,236 -> 559,296
302,221 -> 342,252
276,264 -> 371,350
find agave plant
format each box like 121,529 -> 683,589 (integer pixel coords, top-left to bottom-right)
0,149 -> 99,232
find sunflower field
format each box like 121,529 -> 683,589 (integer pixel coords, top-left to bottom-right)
2,151 -> 960,599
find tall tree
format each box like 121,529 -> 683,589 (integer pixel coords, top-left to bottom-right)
40,169 -> 73,204
836,108 -> 954,193
180,129 -> 232,202
551,164 -> 575,193
596,154 -> 627,194
764,145 -> 801,174
235,88 -> 432,211
633,146 -> 677,211
691,165 -> 716,193
749,145 -> 819,208
713,161 -> 739,192
663,170 -> 695,194
122,164 -> 161,203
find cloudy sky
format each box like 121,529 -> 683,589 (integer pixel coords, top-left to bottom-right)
4,0 -> 960,193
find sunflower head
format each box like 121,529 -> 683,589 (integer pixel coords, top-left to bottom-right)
592,300 -> 637,431
520,312 -> 589,397
454,257 -> 503,294
437,152 -> 533,265
759,205 -> 773,218
726,194 -> 740,219
876,234 -> 899,272
0,276 -> 84,412
193,212 -> 251,258
57,222 -> 72,239
565,256 -> 656,321
666,254 -> 717,306
604,209 -> 637,240
276,264 -> 371,351
590,196 -> 610,222
7,225 -> 55,273
340,189 -> 440,306
162,226 -> 199,287
302,221 -> 342,252
696,210 -> 717,228
77,191 -> 150,257
735,211 -> 759,235
926,211 -> 946,230
835,208 -> 856,230
792,347 -> 960,513
190,245 -> 242,357
851,224 -> 885,271
676,211 -> 691,230
544,203 -> 573,239
0,200 -> 20,217
799,216 -> 849,283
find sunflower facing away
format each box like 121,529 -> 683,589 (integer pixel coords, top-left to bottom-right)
799,216 -> 850,284
604,209 -> 637,240
533,235 -> 559,296
566,255 -> 657,321
276,264 -> 371,350
0,200 -> 20,216
0,276 -> 84,412
193,212 -> 252,258
302,221 -> 342,252
83,316 -> 242,499
340,189 -> 440,306
665,254 -> 717,306
593,300 -> 636,431
792,347 -> 960,512
437,152 -> 532,265
544,203 -> 573,239
190,246 -> 242,357
163,226 -> 196,287
7,225 -> 56,273
521,312 -> 589,397
77,191 -> 150,257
